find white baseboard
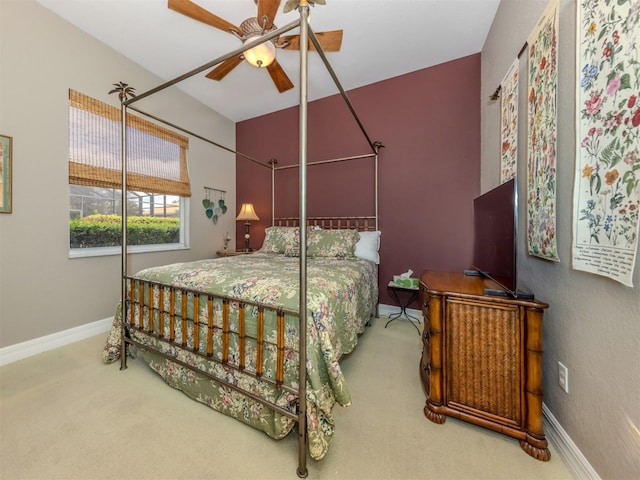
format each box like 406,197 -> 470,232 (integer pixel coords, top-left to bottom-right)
543,404 -> 600,480
0,317 -> 113,367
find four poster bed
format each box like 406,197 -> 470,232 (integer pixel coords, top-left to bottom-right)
101,1 -> 382,477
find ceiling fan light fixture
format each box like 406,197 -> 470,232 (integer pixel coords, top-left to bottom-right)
243,35 -> 276,68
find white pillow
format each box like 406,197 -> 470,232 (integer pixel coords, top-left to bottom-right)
354,231 -> 381,264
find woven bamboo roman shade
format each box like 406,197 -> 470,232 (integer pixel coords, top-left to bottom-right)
68,90 -> 191,197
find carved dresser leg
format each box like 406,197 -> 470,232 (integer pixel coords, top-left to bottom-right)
424,403 -> 446,424
520,439 -> 551,461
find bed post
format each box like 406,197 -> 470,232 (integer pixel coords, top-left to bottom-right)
119,99 -> 128,371
297,1 -> 309,478
269,158 -> 277,226
374,142 -> 381,231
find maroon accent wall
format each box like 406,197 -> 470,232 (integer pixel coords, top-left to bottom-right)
236,54 -> 481,306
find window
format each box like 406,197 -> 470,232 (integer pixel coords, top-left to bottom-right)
68,90 -> 191,255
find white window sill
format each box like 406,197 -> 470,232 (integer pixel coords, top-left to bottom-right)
69,243 -> 190,259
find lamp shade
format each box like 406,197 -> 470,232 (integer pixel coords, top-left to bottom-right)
243,36 -> 276,68
236,203 -> 260,221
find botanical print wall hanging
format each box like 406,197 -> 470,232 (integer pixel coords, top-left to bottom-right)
501,58 -> 520,183
527,0 -> 560,261
572,0 -> 640,287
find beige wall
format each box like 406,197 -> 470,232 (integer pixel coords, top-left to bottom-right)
0,0 -> 236,347
482,1 -> 640,478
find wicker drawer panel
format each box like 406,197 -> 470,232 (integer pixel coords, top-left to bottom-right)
446,299 -> 521,424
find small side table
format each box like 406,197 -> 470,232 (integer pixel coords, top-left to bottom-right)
216,250 -> 254,257
385,281 -> 420,333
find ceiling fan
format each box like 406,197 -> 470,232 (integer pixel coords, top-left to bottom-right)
168,0 -> 343,93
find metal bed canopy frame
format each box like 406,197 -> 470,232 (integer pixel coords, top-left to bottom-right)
117,2 -> 381,476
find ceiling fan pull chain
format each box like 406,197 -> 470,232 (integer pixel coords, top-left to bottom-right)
260,15 -> 269,34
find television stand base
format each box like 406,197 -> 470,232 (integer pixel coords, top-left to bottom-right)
464,269 -> 490,276
515,289 -> 535,300
483,288 -> 510,297
482,288 -> 535,300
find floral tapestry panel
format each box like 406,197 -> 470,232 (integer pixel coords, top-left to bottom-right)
527,0 -> 560,261
572,0 -> 640,287
501,58 -> 520,183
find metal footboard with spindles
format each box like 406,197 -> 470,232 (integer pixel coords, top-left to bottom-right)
122,276 -> 302,419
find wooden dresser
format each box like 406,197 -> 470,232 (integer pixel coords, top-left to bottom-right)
419,270 -> 550,460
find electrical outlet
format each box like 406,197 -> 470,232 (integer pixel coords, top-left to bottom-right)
558,362 -> 569,393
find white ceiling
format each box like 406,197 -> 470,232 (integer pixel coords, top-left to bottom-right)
35,0 -> 501,122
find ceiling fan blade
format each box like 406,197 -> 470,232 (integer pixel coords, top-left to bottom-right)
205,56 -> 244,81
257,0 -> 282,30
266,61 -> 294,93
277,30 -> 343,52
168,0 -> 241,35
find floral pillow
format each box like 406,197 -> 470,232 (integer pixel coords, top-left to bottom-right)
307,229 -> 360,259
278,226 -> 321,257
260,226 -> 300,253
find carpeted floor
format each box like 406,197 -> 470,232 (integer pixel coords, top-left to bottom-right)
0,317 -> 572,480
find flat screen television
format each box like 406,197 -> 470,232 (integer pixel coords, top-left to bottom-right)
471,178 -> 519,298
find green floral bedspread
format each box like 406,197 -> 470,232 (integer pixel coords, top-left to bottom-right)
103,252 -> 378,460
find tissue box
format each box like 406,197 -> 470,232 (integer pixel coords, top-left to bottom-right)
393,276 -> 419,289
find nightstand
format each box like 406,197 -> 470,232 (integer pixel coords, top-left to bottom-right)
385,281 -> 420,333
216,250 -> 254,257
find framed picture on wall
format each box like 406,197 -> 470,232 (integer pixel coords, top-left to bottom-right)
1,134 -> 12,213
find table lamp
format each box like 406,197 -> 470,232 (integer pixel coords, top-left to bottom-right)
236,203 -> 260,251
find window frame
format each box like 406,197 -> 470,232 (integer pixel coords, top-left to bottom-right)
68,90 -> 192,257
